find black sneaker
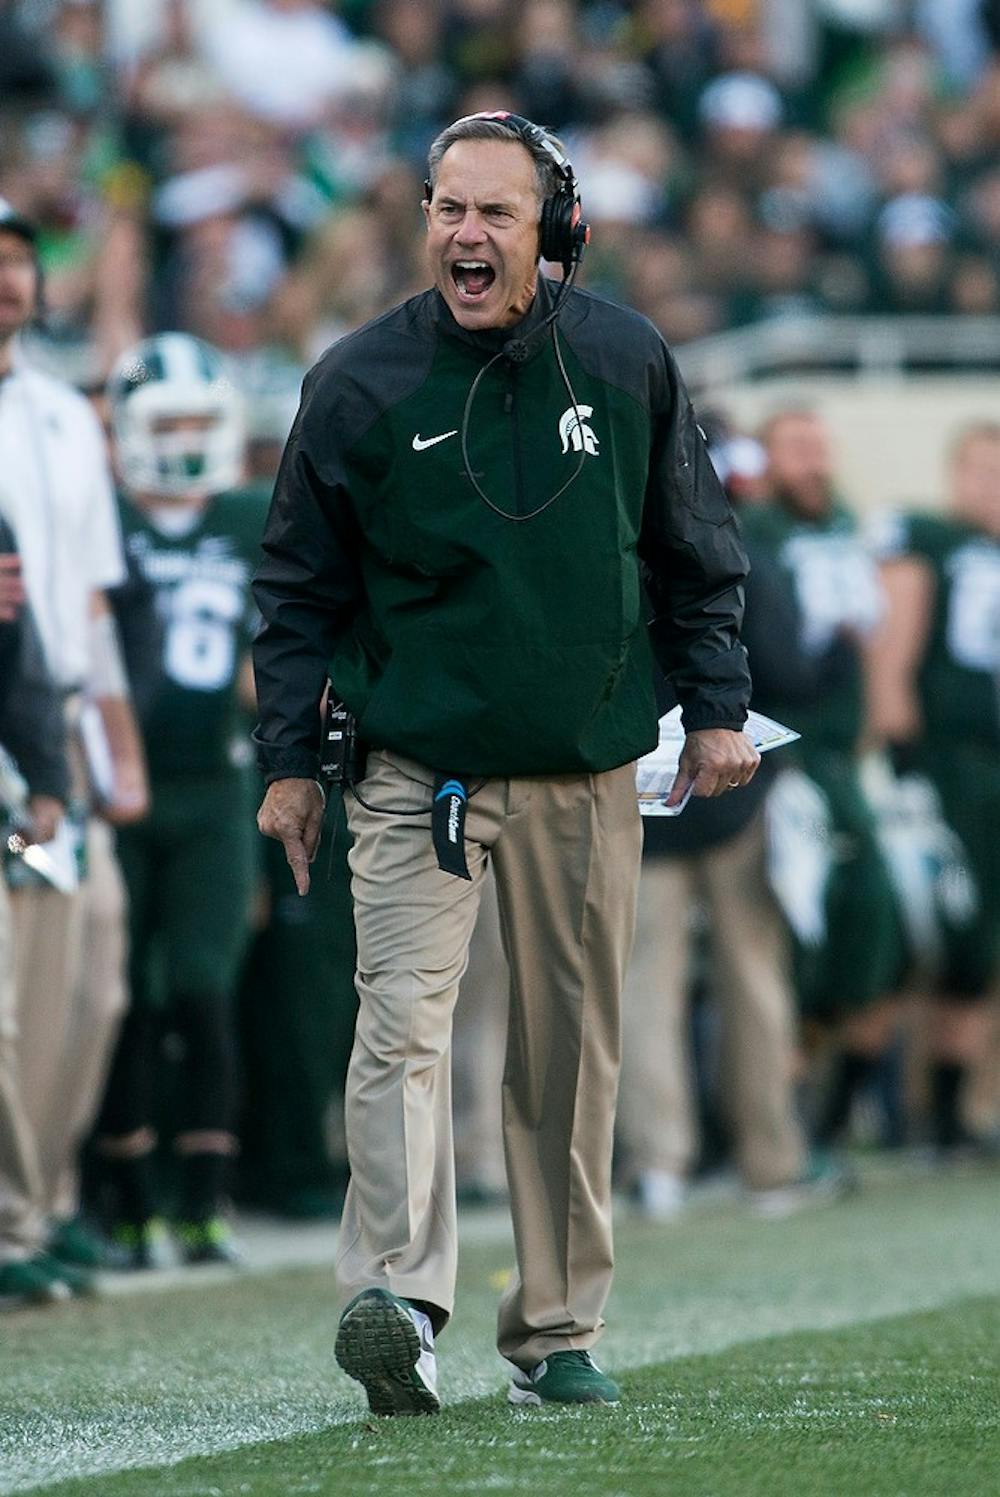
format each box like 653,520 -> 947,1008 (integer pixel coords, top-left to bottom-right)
335,1287 -> 440,1416
931,1126 -> 1000,1166
106,1218 -> 173,1271
508,1350 -> 620,1406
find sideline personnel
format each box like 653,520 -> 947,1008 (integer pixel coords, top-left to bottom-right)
253,113 -> 757,1414
0,198 -> 147,1280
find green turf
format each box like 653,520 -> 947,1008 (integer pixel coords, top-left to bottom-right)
4,1163 -> 1000,1495
17,1298 -> 1000,1497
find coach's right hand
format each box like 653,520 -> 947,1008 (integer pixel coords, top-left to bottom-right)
257,778 -> 326,896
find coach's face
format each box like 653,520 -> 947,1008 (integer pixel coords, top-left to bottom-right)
423,139 -> 540,331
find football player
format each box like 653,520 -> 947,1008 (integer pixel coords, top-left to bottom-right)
95,334 -> 266,1265
868,421 -> 1000,1156
741,409 -> 905,1109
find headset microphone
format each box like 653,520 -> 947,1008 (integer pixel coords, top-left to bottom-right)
502,339 -> 531,365
500,250 -> 581,366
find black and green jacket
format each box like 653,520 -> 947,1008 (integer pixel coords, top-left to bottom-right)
253,278 -> 751,781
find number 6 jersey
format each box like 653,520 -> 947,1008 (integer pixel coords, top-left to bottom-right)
118,486 -> 268,778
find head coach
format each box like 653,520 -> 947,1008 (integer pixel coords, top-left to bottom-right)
252,112 -> 758,1414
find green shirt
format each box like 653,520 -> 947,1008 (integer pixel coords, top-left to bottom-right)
120,486 -> 268,778
875,509 -> 1000,748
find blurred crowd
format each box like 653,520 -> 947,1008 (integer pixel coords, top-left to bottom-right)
6,1 -> 1000,391
1,0 -> 1000,1304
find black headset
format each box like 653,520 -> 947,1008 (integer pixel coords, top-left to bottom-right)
425,111 -> 590,274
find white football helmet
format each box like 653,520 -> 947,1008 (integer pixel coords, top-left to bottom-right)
108,333 -> 245,498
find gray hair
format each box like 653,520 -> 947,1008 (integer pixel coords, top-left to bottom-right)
426,116 -> 564,204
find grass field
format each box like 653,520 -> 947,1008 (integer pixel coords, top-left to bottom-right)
4,1161 -> 999,1496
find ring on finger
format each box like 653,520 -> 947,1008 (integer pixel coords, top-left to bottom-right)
727,779 -> 740,788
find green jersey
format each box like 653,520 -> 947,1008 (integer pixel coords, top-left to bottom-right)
875,510 -> 1000,748
740,499 -> 883,753
119,486 -> 268,778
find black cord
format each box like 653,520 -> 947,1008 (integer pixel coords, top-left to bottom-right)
349,783 -> 430,817
348,778 -> 487,817
324,785 -> 347,880
459,263 -> 589,523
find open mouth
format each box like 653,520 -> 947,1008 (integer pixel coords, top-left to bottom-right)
452,260 -> 496,301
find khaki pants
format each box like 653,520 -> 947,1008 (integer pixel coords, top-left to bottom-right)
453,867 -> 508,1195
618,815 -> 805,1192
12,818 -> 128,1220
54,819 -> 128,1220
0,871 -> 46,1263
338,750 -> 641,1369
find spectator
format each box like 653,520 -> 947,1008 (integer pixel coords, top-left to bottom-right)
200,0 -> 363,134
48,0 -> 108,117
630,0 -> 722,142
510,0 -> 585,130
442,0 -> 517,90
696,70 -> 785,191
373,0 -> 457,165
869,192 -> 957,313
916,0 -> 995,90
731,217 -> 825,326
0,1 -> 57,107
684,183 -> 755,293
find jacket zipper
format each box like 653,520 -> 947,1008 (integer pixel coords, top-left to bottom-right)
505,380 -> 525,515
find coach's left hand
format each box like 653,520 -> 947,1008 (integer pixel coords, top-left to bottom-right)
666,727 -> 760,807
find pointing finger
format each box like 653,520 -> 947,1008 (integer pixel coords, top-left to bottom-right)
283,837 -> 311,896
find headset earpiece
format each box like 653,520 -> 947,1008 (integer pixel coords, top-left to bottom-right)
539,190 -> 588,271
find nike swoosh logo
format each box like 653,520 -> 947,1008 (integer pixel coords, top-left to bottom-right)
412,430 -> 458,452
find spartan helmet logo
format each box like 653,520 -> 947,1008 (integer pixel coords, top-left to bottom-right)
558,404 -> 599,456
